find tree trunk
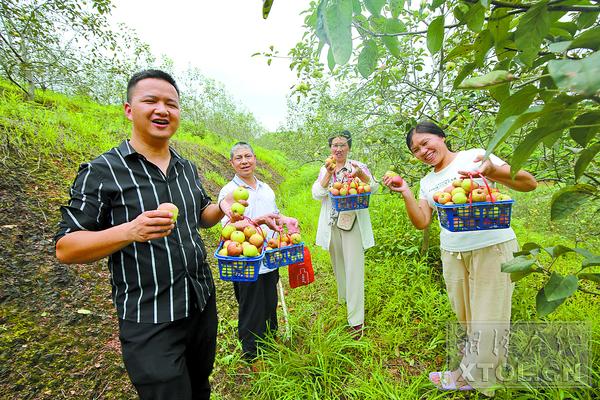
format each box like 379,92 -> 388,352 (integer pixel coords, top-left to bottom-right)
20,39 -> 35,100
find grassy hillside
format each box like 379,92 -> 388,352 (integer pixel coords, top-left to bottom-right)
1,81 -> 599,399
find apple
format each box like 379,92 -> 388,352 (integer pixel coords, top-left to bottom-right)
230,230 -> 245,244
452,179 -> 464,187
221,225 -> 236,240
279,241 -> 289,248
227,241 -> 243,256
437,192 -> 452,204
223,240 -> 231,248
329,188 -> 340,196
265,246 -> 273,251
348,188 -> 358,195
243,244 -> 259,257
390,175 -> 403,187
461,180 -> 479,193
249,233 -> 264,247
243,225 -> 257,239
357,186 -> 365,194
433,191 -> 444,202
497,194 -> 511,201
339,187 -> 348,196
363,185 -> 371,192
290,233 -> 302,244
471,188 -> 487,202
452,192 -> 468,204
486,194 -> 497,202
350,181 -> 357,189
267,238 -> 279,248
233,186 -> 249,201
157,202 -> 178,222
383,170 -> 398,178
231,202 -> 245,216
333,182 -> 342,190
443,185 -> 454,194
451,187 -> 466,196
218,247 -> 228,256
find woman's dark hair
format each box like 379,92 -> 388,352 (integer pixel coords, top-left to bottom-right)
126,69 -> 180,102
328,130 -> 352,148
406,121 -> 449,151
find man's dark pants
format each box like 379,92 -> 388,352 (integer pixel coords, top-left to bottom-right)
119,294 -> 218,400
233,269 -> 279,359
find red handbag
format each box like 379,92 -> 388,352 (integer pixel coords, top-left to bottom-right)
288,246 -> 314,288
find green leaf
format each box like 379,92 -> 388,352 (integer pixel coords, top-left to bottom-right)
569,26 -> 600,51
489,8 -> 511,45
383,36 -> 402,58
548,41 -> 571,53
544,272 -> 578,302
473,29 -> 493,67
365,0 -> 385,15
385,18 -> 406,34
453,62 -> 476,89
578,273 -> 600,283
432,0 -> 445,9
550,184 -> 596,220
458,70 -> 516,89
488,83 -> 510,103
575,143 -> 600,181
389,0 -> 404,18
501,255 -> 536,273
357,40 -> 379,78
316,1 -> 329,45
577,11 -> 599,30
574,248 -> 600,268
511,126 -> 565,176
353,0 -> 362,14
570,111 -> 600,147
496,85 -> 538,126
536,287 -> 566,317
324,0 -> 354,65
465,3 -> 485,32
543,245 -> 574,259
484,106 -> 543,158
427,16 -> 445,55
514,242 -> 542,256
510,270 -> 536,283
514,3 -> 550,66
445,44 -> 473,62
548,51 -> 600,97
327,46 -> 336,71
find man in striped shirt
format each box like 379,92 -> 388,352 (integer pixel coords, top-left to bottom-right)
55,70 -> 238,400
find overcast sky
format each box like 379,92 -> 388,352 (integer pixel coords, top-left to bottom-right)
111,1 -> 309,131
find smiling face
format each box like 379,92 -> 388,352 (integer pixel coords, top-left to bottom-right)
124,78 -> 180,144
409,132 -> 449,167
330,136 -> 350,165
230,145 -> 256,179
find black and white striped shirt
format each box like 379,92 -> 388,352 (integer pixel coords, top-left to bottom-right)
55,140 -> 215,323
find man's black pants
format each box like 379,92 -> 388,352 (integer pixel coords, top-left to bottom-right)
118,294 -> 218,400
233,269 -> 279,359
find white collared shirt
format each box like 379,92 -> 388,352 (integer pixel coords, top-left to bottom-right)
218,175 -> 279,274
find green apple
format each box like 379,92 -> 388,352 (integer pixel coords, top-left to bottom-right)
452,179 -> 463,187
471,188 -> 487,202
218,247 -> 228,256
290,233 -> 302,244
230,230 -> 245,244
461,180 -> 479,193
451,187 -> 466,196
452,192 -> 468,204
233,186 -> 249,201
157,202 -> 178,222
243,244 -> 259,257
243,225 -> 257,239
221,225 -> 236,240
249,233 -> 264,247
231,202 -> 245,216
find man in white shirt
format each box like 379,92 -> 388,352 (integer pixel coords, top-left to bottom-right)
218,142 -> 298,361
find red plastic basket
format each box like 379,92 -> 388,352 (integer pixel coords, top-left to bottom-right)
329,192 -> 370,211
436,200 -> 514,232
214,241 -> 264,282
264,243 -> 305,269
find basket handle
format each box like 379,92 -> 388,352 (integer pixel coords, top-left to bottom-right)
465,171 -> 495,206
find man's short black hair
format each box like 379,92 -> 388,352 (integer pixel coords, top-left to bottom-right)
126,69 -> 180,102
328,130 -> 352,148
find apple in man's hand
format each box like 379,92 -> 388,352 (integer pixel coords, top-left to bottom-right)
157,203 -> 178,222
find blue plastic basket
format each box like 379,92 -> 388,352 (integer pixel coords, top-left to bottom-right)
264,243 -> 304,269
214,242 -> 264,282
329,192 -> 371,211
436,200 -> 514,232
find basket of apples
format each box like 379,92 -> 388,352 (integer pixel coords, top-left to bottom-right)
328,177 -> 372,212
433,173 -> 514,232
215,219 -> 266,282
264,229 -> 304,269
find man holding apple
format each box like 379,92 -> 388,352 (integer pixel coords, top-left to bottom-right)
218,141 -> 298,362
55,70 -> 241,400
